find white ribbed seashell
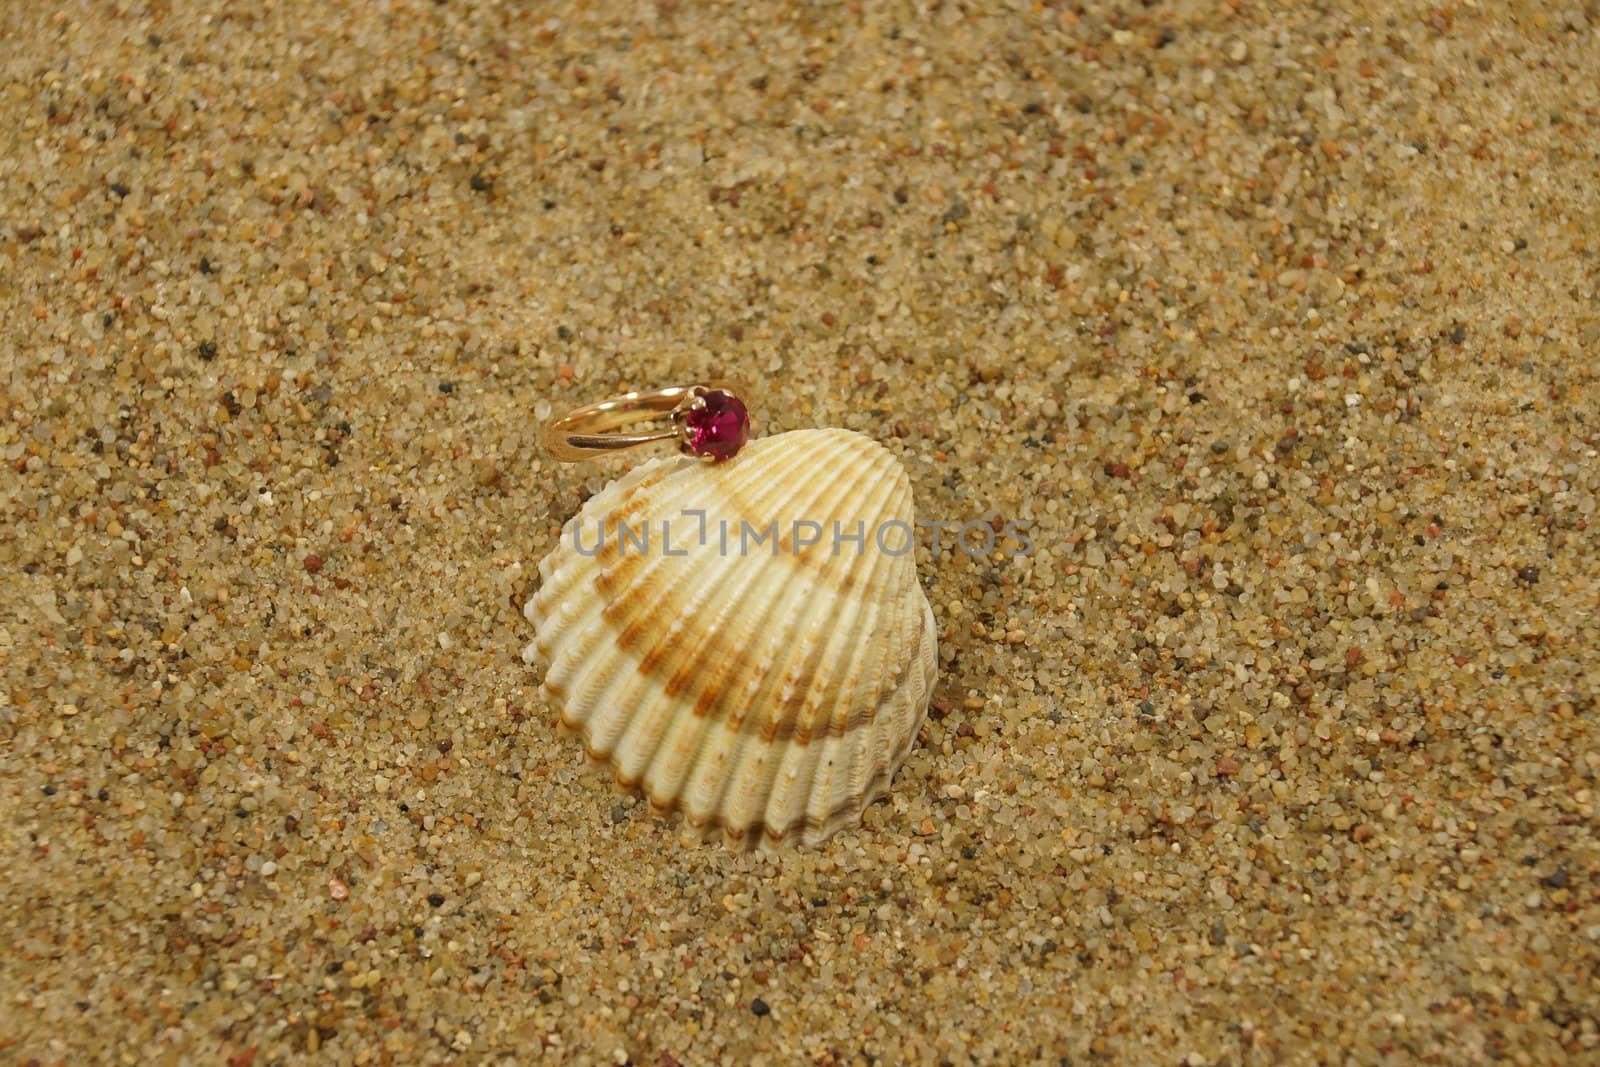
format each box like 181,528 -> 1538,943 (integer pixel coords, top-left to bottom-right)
524,428 -> 937,849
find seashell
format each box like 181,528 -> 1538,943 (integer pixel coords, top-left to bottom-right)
524,428 -> 938,848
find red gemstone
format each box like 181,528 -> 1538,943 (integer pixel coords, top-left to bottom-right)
683,390 -> 749,460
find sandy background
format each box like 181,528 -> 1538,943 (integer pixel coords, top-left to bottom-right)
3,1 -> 1598,1063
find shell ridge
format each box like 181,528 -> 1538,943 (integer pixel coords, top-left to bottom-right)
529,550 -> 595,630
642,591 -> 797,817
787,585 -> 887,832
803,553 -> 933,833
670,442 -> 886,829
675,572 -> 819,828
761,715 -> 828,842
825,601 -> 889,825
708,726 -> 788,842
876,594 -> 935,779
659,436 -> 873,730
608,543 -> 760,788
794,512 -> 918,745
739,571 -> 887,838
770,438 -> 903,564
639,701 -> 719,812
906,595 -> 938,761
608,437 -> 826,706
539,595 -> 612,696
879,587 -> 935,772
721,433 -> 860,538
556,619 -> 655,748
725,431 -> 909,570
539,465 -> 744,782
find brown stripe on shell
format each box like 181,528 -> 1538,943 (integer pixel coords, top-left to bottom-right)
595,434 -> 880,735
681,435 -> 915,735
584,430 -> 825,691
673,577 -> 915,742
554,564 -> 917,749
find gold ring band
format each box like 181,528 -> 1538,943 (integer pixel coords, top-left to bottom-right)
543,381 -> 752,463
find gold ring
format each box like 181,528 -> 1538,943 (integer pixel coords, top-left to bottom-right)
542,381 -> 752,463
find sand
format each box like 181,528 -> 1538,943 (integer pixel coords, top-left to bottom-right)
2,1 -> 1598,1063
